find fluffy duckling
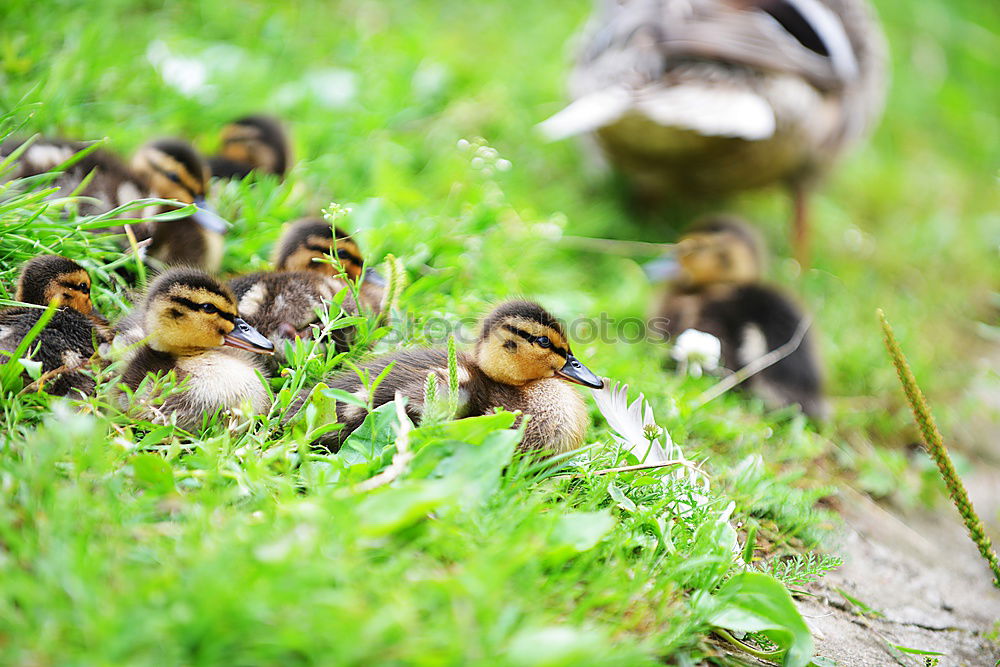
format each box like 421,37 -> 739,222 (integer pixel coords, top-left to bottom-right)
129,138 -> 229,272
540,0 -> 886,262
119,269 -> 274,430
314,300 -> 603,452
273,217 -> 384,308
1,136 -> 228,272
652,216 -> 826,419
229,270 -> 361,368
1,137 -> 146,218
229,220 -> 384,364
207,115 -> 291,180
0,255 -> 108,396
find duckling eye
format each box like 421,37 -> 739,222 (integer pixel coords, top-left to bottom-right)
199,302 -> 219,314
536,336 -> 552,349
336,249 -> 351,260
167,172 -> 181,184
78,282 -> 90,294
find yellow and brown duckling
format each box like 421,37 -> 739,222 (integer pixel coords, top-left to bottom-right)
228,219 -> 384,363
0,255 -> 109,396
652,216 -> 827,419
207,115 -> 291,181
314,300 -> 603,452
274,217 -> 385,311
1,136 -> 228,272
119,269 -> 274,430
129,138 -> 229,272
540,0 -> 887,262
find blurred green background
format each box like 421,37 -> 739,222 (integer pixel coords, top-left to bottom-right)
0,0 -> 998,661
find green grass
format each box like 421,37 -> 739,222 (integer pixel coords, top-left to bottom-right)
0,0 -> 997,663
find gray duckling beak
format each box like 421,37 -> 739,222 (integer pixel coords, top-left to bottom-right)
557,354 -> 604,389
190,197 -> 231,234
224,317 -> 274,355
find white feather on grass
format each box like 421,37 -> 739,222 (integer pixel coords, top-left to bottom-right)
590,380 -> 708,501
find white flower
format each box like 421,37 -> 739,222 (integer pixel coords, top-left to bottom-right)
146,40 -> 212,98
671,329 -> 721,378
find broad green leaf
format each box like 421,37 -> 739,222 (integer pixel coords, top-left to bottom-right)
356,480 -> 456,537
131,453 -> 175,495
548,511 -> 615,556
408,411 -> 517,452
340,400 -> 405,465
708,572 -> 814,667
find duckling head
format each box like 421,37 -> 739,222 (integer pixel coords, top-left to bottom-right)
131,138 -> 229,234
217,115 -> 291,177
676,215 -> 764,287
16,255 -> 95,314
474,300 -> 603,388
142,269 -> 274,357
273,218 -> 367,280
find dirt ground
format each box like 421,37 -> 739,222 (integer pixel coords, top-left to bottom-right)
798,475 -> 1000,666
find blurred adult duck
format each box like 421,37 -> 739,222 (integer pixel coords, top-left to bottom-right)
540,0 -> 887,262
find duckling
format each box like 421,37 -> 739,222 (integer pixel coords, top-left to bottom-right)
229,270 -> 361,369
312,300 -> 603,453
539,0 -> 887,262
0,255 -> 108,396
118,269 -> 274,430
129,138 -> 229,272
1,136 -> 228,272
0,137 -> 147,218
207,115 -> 291,180
652,215 -> 827,419
229,220 -> 384,365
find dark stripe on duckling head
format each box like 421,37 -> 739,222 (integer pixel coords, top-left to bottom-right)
168,295 -> 237,323
481,300 -> 566,340
275,218 -> 331,267
17,255 -> 87,305
147,138 -> 209,192
57,279 -> 90,294
146,268 -> 234,304
500,324 -> 569,359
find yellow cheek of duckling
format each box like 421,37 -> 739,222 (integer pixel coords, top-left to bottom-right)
223,142 -> 253,165
155,311 -> 229,351
148,173 -> 195,204
336,240 -> 364,280
282,245 -> 328,274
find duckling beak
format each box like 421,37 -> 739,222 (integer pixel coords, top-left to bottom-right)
190,197 -> 231,234
642,254 -> 680,283
362,267 -> 387,287
224,317 -> 275,355
556,355 -> 604,389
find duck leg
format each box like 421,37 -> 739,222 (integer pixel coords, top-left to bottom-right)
791,182 -> 811,268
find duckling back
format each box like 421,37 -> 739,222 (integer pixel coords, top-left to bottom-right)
659,282 -> 826,419
0,307 -> 102,396
1,137 -> 149,219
